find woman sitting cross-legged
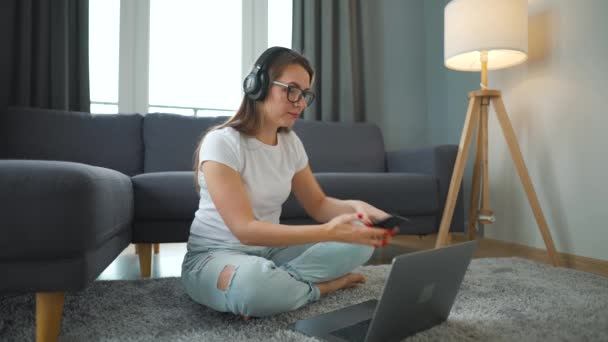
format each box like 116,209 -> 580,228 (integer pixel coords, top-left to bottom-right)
181,47 -> 398,319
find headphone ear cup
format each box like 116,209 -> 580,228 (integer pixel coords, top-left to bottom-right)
246,71 -> 266,101
243,72 -> 257,95
244,46 -> 290,101
255,72 -> 269,101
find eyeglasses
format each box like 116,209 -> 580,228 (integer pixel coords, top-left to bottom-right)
271,81 -> 316,106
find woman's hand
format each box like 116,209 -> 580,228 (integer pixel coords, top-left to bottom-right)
323,213 -> 396,247
346,200 -> 390,226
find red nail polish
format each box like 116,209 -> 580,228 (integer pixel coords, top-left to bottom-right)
358,214 -> 363,219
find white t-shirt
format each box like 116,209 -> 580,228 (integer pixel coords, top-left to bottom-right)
189,126 -> 309,246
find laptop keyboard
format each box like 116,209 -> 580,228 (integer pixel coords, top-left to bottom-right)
330,319 -> 372,342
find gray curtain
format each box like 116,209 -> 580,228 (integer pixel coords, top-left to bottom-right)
292,0 -> 367,123
0,0 -> 90,112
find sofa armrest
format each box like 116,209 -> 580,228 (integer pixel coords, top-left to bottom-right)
0,160 -> 134,260
386,145 -> 464,232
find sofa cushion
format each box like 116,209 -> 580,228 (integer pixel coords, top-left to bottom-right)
280,215 -> 439,235
132,221 -> 191,243
282,172 -> 439,219
292,120 -> 386,172
143,113 -> 229,172
132,171 -> 199,220
142,113 -> 387,173
0,160 -> 133,259
133,171 -> 438,222
0,106 -> 144,176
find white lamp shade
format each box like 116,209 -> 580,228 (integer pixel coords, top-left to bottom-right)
444,0 -> 528,71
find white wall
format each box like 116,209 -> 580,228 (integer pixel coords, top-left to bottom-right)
486,0 -> 608,261
376,0 -> 607,261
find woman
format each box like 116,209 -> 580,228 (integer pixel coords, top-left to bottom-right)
181,47 -> 398,318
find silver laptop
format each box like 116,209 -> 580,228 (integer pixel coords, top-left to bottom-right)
291,241 -> 477,342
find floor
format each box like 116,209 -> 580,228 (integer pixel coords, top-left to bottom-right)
97,233 -> 608,281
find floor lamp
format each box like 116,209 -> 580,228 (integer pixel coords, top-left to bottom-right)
435,0 -> 561,267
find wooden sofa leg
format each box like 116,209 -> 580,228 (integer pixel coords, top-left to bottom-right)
137,243 -> 153,278
154,243 -> 160,254
36,292 -> 65,342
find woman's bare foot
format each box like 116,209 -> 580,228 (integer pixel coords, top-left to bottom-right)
316,273 -> 366,296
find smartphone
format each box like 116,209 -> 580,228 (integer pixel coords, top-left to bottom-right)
372,214 -> 411,230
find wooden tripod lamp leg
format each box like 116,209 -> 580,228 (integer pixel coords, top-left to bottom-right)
479,99 -> 495,224
467,113 -> 483,240
436,97 -> 481,248
491,97 -> 561,266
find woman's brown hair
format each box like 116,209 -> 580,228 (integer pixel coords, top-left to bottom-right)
193,49 -> 314,192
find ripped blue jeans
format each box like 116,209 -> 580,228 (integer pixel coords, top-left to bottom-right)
181,238 -> 374,317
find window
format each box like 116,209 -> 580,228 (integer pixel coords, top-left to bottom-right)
148,0 -> 241,116
89,0 -> 120,114
89,0 -> 292,116
268,0 -> 292,49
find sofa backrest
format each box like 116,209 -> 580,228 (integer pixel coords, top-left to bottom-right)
143,113 -> 386,173
292,119 -> 386,172
143,113 -> 228,173
0,106 -> 144,176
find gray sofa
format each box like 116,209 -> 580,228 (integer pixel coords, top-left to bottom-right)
0,106 -> 463,339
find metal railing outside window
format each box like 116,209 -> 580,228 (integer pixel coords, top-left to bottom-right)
90,101 -> 236,117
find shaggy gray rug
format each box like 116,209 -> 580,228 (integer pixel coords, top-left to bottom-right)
1,257 -> 607,341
